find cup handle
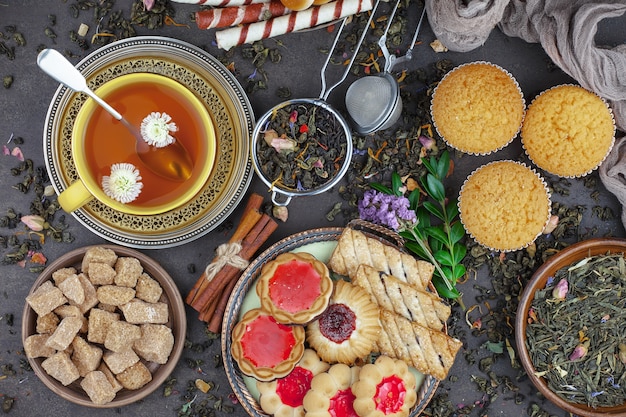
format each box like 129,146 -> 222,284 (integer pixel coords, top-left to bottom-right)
58,180 -> 94,212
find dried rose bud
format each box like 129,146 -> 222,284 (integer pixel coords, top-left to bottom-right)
569,344 -> 588,361
542,215 -> 559,234
21,215 -> 46,232
418,135 -> 435,150
552,278 -> 568,300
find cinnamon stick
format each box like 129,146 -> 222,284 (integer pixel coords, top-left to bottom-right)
190,214 -> 276,312
204,216 -> 279,328
186,193 -> 264,306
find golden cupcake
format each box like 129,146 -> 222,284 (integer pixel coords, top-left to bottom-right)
458,160 -> 551,252
231,308 -> 305,381
306,280 -> 380,364
257,349 -> 330,417
302,363 -> 361,417
352,355 -> 417,417
431,61 -> 525,155
257,252 -> 333,325
521,84 -> 615,177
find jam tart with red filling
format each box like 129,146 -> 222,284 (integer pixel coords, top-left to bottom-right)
306,280 -> 380,364
257,252 -> 333,325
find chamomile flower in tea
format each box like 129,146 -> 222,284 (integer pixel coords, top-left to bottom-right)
102,163 -> 143,204
140,111 -> 178,147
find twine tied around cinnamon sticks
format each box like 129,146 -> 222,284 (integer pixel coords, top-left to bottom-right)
187,193 -> 278,333
203,242 -> 250,282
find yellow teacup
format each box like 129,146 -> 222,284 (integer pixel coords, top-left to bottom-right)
59,73 -> 216,215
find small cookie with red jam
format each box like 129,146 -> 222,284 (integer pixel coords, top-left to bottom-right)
306,280 -> 380,364
257,252 -> 333,325
352,355 -> 417,417
257,349 -> 330,417
303,363 -> 361,417
231,308 -> 305,381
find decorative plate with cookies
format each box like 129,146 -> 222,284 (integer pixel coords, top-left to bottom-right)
223,225 -> 463,417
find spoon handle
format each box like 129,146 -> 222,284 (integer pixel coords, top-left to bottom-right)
37,48 -> 123,120
83,88 -> 123,121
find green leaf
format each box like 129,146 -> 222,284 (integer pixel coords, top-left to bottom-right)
434,249 -> 454,266
416,208 -> 432,229
436,150 -> 450,179
432,275 -> 460,299
404,240 -> 430,260
445,199 -> 459,220
452,263 -> 467,281
370,182 -> 392,195
391,172 -> 402,196
451,243 -> 467,264
429,238 -> 444,253
484,341 -> 504,354
422,156 -> 436,176
450,221 -> 466,244
407,189 -> 420,211
425,226 -> 448,246
422,201 -> 444,221
426,174 -> 445,202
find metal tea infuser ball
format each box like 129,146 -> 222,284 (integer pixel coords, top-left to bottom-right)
345,1 -> 426,135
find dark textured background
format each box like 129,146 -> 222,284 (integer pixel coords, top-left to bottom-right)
1,1 -> 625,416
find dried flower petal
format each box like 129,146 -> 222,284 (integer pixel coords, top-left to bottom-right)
102,163 -> 143,204
569,344 -> 587,361
552,278 -> 568,300
542,215 -> 559,234
30,252 -> 47,265
142,0 -> 155,10
273,205 -> 289,222
358,189 -> 416,231
140,112 -> 178,148
11,146 -> 24,161
419,135 -> 435,150
2,145 -> 9,156
21,215 -> 46,231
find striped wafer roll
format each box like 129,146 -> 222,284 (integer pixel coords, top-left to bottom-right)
172,0 -> 266,6
215,0 -> 374,50
195,1 -> 290,29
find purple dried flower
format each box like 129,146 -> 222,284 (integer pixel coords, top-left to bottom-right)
358,190 -> 416,231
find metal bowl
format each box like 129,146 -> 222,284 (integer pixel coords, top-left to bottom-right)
251,98 -> 353,206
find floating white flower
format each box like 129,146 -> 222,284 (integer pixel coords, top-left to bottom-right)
102,163 -> 143,204
140,111 -> 178,148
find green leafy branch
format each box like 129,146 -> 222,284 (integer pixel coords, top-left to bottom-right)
371,150 -> 466,302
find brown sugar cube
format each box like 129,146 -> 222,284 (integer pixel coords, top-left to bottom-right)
103,349 -> 139,374
114,257 -> 143,288
80,370 -> 117,405
24,334 -> 56,358
104,321 -> 141,353
134,324 -> 174,364
36,312 -> 59,334
45,316 -> 84,351
58,273 -> 85,305
87,308 -> 120,345
96,285 -> 135,306
54,305 -> 88,333
73,273 -> 99,314
116,361 -> 152,390
41,351 -> 80,386
71,336 -> 103,377
81,246 -> 118,275
51,267 -> 77,286
26,281 -> 68,316
135,273 -> 163,303
96,303 -> 117,313
120,299 -> 168,324
87,262 -> 116,286
98,362 -> 123,393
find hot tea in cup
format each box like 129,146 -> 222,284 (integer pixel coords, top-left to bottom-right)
59,73 -> 216,215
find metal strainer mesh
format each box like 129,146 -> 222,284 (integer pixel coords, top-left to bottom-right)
345,76 -> 394,128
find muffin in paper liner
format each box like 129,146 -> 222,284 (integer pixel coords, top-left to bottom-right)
458,160 -> 552,252
430,61 -> 526,156
521,84 -> 616,178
